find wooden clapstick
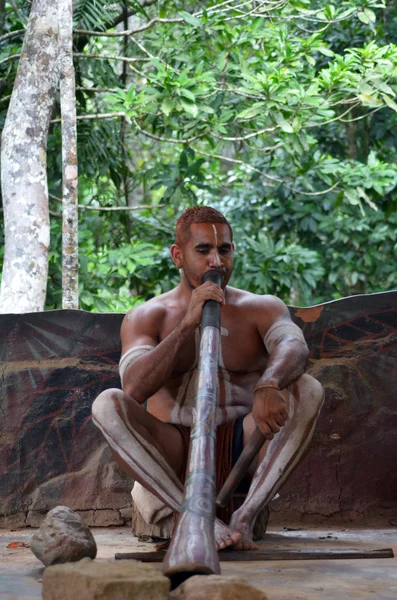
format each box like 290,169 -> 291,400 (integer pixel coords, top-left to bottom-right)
216,427 -> 267,508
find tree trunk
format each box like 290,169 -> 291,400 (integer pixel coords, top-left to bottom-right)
0,0 -> 6,34
0,0 -> 58,313
59,0 -> 78,309
345,117 -> 358,161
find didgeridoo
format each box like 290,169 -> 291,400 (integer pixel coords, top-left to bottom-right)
162,270 -> 222,589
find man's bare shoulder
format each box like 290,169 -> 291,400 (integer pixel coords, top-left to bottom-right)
120,288 -> 180,348
226,286 -> 289,314
123,288 -> 177,323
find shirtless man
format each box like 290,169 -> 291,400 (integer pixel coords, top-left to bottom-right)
92,206 -> 324,551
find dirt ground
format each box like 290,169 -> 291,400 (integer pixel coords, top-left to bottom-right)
1,526 -> 396,599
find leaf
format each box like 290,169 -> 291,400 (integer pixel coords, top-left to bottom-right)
179,11 -> 201,27
237,102 -> 266,120
80,291 -> 94,306
357,187 -> 378,211
161,98 -> 174,116
180,99 -> 198,117
7,541 -> 30,549
318,47 -> 334,58
180,88 -> 195,102
363,8 -> 376,23
381,93 -> 397,112
198,104 -> 215,114
358,93 -> 382,107
274,113 -> 294,133
344,188 -> 360,206
375,81 -> 395,96
324,4 -> 336,20
357,10 -> 375,24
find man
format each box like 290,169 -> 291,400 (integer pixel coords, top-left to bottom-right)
92,206 -> 323,550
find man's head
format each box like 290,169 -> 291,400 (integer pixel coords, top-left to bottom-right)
175,206 -> 233,246
171,206 -> 234,289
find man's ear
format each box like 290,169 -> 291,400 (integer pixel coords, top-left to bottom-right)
170,244 -> 183,269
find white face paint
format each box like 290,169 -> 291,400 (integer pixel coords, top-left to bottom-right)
212,224 -> 218,245
211,224 -> 221,264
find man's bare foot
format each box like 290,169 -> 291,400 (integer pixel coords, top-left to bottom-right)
214,519 -> 242,550
228,514 -> 260,551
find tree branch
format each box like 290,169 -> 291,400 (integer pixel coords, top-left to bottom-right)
0,29 -> 25,42
76,87 -> 119,93
73,18 -> 182,38
213,125 -> 277,142
191,146 -> 341,196
73,52 -> 150,63
49,193 -> 164,212
74,0 -> 160,51
0,53 -> 21,65
133,118 -> 207,144
51,112 -> 126,124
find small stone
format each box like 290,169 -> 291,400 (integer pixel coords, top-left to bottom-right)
42,558 -> 170,600
30,505 -> 97,566
169,575 -> 268,600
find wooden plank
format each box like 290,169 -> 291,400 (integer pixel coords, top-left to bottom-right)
115,547 -> 394,562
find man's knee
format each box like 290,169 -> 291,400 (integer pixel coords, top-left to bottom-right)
295,373 -> 324,414
92,387 -> 124,426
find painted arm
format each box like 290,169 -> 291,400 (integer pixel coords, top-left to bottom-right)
120,282 -> 224,403
253,297 -> 309,439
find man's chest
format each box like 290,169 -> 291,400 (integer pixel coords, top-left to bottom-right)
160,311 -> 267,375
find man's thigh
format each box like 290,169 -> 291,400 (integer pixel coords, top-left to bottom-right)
102,388 -> 186,478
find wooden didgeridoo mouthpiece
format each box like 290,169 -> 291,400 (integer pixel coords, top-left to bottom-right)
162,270 -> 222,590
216,427 -> 267,508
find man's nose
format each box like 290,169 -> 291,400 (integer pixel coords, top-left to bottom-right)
208,249 -> 222,267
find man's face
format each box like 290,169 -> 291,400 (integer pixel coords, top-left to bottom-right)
172,222 -> 234,289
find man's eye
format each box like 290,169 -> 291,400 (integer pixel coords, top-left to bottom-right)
220,248 -> 230,254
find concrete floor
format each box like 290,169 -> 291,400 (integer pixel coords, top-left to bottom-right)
1,527 -> 396,599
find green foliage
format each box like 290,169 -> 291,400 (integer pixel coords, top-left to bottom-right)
1,0 -> 397,311
232,233 -> 325,306
47,216 -> 162,312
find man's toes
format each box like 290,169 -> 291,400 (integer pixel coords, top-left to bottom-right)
217,538 -> 227,550
232,540 -> 244,551
230,532 -> 242,545
216,531 -> 242,551
229,538 -> 259,551
243,540 -> 259,551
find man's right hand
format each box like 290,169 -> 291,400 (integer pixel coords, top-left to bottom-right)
182,281 -> 225,330
252,389 -> 289,440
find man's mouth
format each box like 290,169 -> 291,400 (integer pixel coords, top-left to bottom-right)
202,269 -> 227,283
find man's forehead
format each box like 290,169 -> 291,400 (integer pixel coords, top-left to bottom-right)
189,222 -> 232,244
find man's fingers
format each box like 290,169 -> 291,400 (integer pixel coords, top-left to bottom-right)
267,418 -> 280,434
193,283 -> 224,304
274,413 -> 286,427
257,422 -> 274,440
280,406 -> 289,421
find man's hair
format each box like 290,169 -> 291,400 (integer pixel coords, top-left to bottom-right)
175,206 -> 233,244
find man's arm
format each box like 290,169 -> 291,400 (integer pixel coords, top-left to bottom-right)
252,296 -> 309,439
120,281 -> 224,403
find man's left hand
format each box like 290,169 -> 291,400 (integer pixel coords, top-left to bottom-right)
252,389 -> 289,440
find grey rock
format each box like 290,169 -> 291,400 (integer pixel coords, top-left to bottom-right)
30,505 -> 97,566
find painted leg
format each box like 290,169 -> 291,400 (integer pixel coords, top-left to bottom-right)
91,388 -> 242,549
229,374 -> 324,550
